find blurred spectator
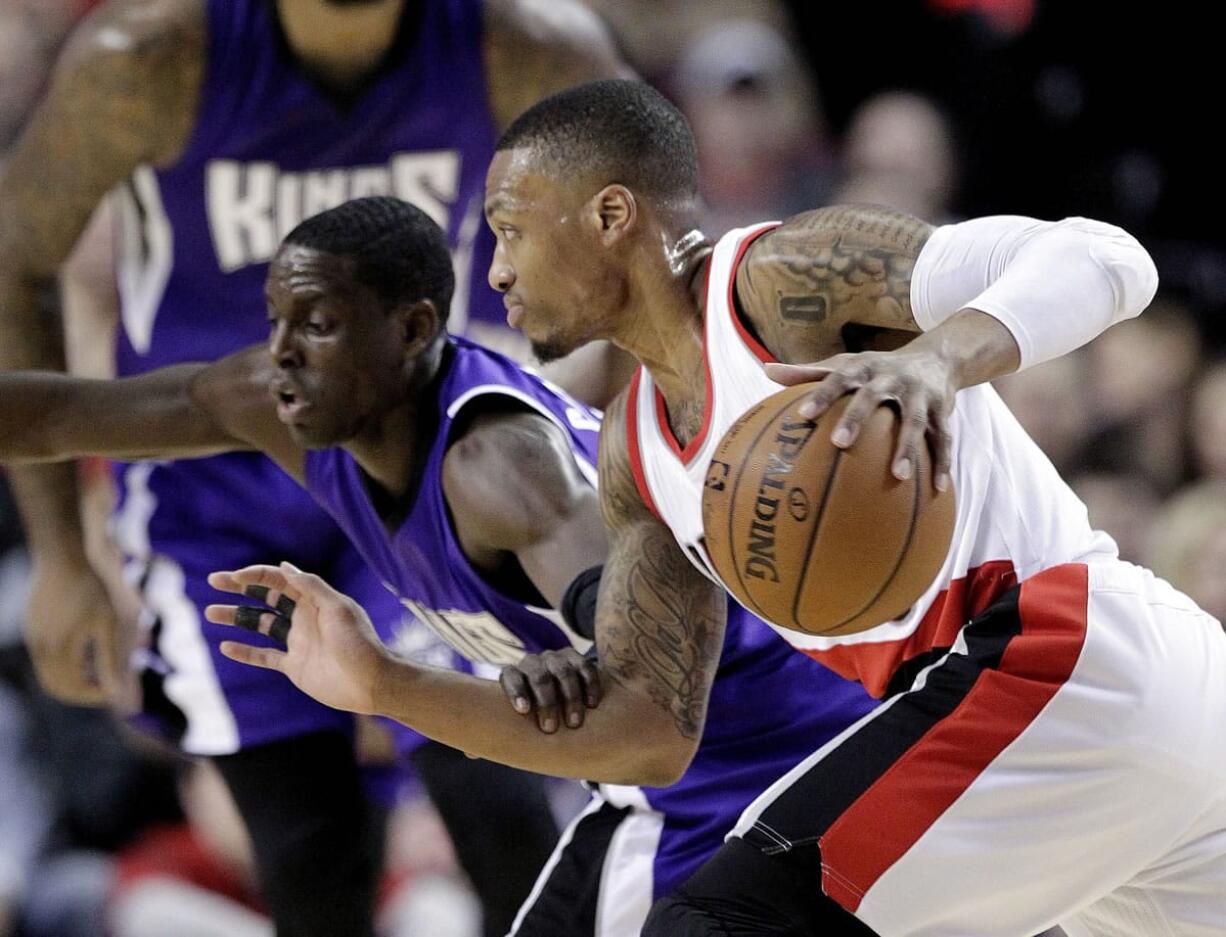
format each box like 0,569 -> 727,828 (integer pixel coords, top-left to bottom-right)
1148,481 -> 1226,623
109,761 -> 268,937
835,90 -> 959,222
994,353 -> 1092,474
1189,359 -> 1226,482
670,18 -> 831,235
1069,472 -> 1161,565
1081,298 -> 1201,493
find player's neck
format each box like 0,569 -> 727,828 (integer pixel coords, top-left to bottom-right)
615,235 -> 713,424
345,339 -> 448,512
276,0 -> 408,90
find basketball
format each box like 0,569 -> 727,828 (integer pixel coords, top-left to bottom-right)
701,385 -> 956,636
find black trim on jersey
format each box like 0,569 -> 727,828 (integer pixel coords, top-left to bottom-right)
743,585 -> 1024,853
511,800 -> 633,937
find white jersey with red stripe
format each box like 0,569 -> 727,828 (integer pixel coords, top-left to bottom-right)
625,221 -> 1119,698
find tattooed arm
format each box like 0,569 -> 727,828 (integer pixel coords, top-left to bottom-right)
735,204 -> 1023,489
587,391 -> 726,752
210,392 -> 722,786
734,204 -> 935,363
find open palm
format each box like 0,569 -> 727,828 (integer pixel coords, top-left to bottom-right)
205,562 -> 393,716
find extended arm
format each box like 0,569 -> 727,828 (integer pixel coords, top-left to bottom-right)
0,346 -> 304,477
737,205 -> 1158,485
210,394 -> 725,785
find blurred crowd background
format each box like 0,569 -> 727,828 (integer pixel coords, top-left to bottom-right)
1,0 -> 1221,935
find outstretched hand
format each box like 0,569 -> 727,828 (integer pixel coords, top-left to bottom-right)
766,348 -> 954,492
205,562 -> 393,716
499,647 -> 602,733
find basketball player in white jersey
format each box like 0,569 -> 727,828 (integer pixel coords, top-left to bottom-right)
206,80 -> 1226,936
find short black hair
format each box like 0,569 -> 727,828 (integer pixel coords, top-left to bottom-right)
283,196 -> 455,325
496,79 -> 698,207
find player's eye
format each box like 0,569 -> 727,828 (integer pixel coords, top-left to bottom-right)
306,317 -> 333,336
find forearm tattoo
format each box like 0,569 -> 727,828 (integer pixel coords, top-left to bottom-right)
600,533 -> 723,740
596,399 -> 723,740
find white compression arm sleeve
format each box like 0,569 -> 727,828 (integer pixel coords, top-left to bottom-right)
908,215 -> 1159,370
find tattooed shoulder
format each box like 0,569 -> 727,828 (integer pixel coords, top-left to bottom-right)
735,204 -> 935,361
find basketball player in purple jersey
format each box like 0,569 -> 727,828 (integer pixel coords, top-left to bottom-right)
0,196 -> 878,936
0,3 -> 630,935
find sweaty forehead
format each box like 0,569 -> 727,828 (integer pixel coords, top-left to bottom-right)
267,244 -> 356,297
485,148 -> 566,214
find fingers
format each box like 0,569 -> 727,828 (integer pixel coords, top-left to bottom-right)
32,643 -> 107,706
500,649 -> 598,733
764,362 -> 833,386
205,603 -> 291,644
93,613 -> 140,712
779,355 -> 858,421
931,405 -> 953,493
544,650 -> 587,729
209,561 -> 347,611
218,640 -> 286,672
242,583 -> 296,618
576,652 -> 602,709
208,565 -> 295,601
831,377 -> 900,455
499,666 -> 533,715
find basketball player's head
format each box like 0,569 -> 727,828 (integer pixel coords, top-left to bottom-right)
486,80 -> 700,362
266,196 -> 454,447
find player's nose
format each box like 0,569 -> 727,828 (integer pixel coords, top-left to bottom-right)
488,253 -> 515,293
268,321 -> 302,368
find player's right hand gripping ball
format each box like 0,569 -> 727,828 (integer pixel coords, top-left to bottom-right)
702,385 -> 955,636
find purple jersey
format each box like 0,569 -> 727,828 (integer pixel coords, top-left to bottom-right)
304,338 -> 877,898
111,0 -> 500,755
304,338 -> 603,665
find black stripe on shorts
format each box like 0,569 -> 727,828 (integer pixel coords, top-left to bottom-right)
744,584 -> 1024,853
512,800 -> 632,937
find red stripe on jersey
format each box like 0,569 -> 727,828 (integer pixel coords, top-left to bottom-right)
818,563 -> 1090,913
625,368 -> 665,523
653,223 -> 780,465
724,224 -> 780,365
801,559 -> 1019,698
654,261 -> 716,464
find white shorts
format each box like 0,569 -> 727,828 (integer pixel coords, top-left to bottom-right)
730,560 -> 1226,937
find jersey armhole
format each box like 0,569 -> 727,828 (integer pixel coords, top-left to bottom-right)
624,369 -> 665,524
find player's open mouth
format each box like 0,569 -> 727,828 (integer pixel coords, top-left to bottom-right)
274,386 -> 308,421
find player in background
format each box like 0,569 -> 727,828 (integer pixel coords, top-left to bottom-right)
0,195 -> 878,936
0,5 -> 631,936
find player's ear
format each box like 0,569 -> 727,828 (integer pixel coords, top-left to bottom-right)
589,184 -> 636,245
400,299 -> 440,356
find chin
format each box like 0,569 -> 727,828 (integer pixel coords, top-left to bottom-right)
530,334 -> 581,365
288,425 -> 340,450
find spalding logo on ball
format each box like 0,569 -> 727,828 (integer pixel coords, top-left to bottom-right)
701,384 -> 956,637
